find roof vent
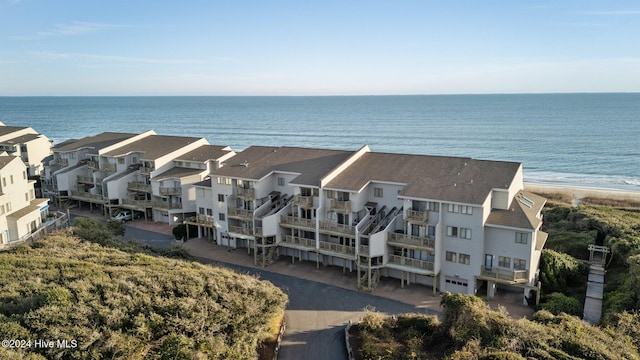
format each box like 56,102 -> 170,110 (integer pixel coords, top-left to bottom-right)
518,194 -> 534,209
241,161 -> 249,167
453,183 -> 457,187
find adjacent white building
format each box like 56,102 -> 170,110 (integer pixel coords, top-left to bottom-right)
0,123 -> 52,178
0,155 -> 50,247
200,145 -> 546,303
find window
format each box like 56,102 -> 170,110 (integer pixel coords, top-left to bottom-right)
1,177 -> 5,187
6,202 -> 11,211
514,258 -> 526,270
218,194 -> 225,202
447,226 -> 458,237
447,203 -> 459,213
206,208 -> 213,216
25,193 -> 29,201
498,256 -> 511,268
23,171 -> 26,179
217,177 -> 231,185
374,187 -> 383,197
427,225 -> 436,237
0,204 -> 4,215
199,207 -> 205,215
118,158 -> 125,164
218,213 -> 226,221
515,232 -> 529,244
428,202 -> 439,212
10,175 -> 13,184
460,228 -> 472,239
460,206 -> 473,215
412,200 -> 427,211
446,251 -> 457,262
459,253 -> 470,265
277,177 -> 285,186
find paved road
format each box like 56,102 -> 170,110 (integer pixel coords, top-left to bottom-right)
118,226 -> 437,360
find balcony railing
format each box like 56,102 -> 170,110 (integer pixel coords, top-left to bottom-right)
103,163 -> 116,173
388,232 -> 435,250
280,215 -> 316,229
406,209 -> 429,224
159,187 -> 181,196
69,190 -> 104,202
359,245 -> 370,256
140,167 -> 153,175
228,225 -> 253,236
388,255 -> 434,272
480,267 -> 528,283
294,195 -> 314,208
227,207 -> 253,219
281,235 -> 316,249
87,160 -> 98,170
188,214 -> 216,226
330,199 -> 351,212
128,182 -> 151,192
319,241 -> 355,256
319,220 -> 355,236
254,227 -> 263,236
153,200 -> 182,210
77,175 -> 93,184
57,158 -> 69,167
121,199 -> 153,208
235,187 -> 255,199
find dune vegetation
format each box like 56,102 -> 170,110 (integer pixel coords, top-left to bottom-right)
0,219 -> 288,360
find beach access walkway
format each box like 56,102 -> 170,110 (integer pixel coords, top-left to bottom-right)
583,245 -> 609,325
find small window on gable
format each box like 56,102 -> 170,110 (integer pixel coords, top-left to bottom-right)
278,177 -> 285,186
374,187 -> 383,197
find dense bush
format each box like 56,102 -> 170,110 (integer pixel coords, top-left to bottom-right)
351,293 -> 639,360
538,249 -> 588,296
172,223 -> 199,240
538,292 -> 582,316
0,233 -> 288,359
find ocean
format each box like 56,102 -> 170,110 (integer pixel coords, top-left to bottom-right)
0,94 -> 638,191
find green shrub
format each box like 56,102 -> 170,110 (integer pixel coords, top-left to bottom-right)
539,249 -> 588,296
539,293 -> 582,316
106,220 -> 125,236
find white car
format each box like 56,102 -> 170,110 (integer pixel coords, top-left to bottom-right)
111,210 -> 132,222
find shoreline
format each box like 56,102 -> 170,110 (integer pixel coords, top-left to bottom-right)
524,182 -> 640,206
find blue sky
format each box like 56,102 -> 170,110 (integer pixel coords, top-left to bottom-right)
1,0 -> 639,95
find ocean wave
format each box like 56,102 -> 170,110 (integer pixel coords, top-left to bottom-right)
524,172 -> 640,191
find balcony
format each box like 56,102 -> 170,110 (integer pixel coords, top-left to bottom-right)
480,267 -> 528,284
388,232 -> 435,250
153,200 -> 182,210
159,187 -> 181,196
227,207 -> 253,219
228,225 -> 253,236
359,245 -> 370,256
280,215 -> 316,230
281,235 -> 316,250
388,255 -> 434,272
330,199 -> 351,213
128,182 -> 151,192
235,187 -> 255,199
87,161 -> 98,170
319,241 -> 356,256
121,198 -> 153,208
187,214 -> 216,227
406,209 -> 429,224
294,195 -> 314,208
140,167 -> 153,175
69,190 -> 104,202
319,220 -> 355,237
77,175 -> 94,184
103,163 -> 116,173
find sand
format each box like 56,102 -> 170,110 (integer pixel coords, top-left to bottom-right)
524,182 -> 640,206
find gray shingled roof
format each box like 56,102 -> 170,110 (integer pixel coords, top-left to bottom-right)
53,132 -> 137,152
103,135 -> 204,161
0,156 -> 18,170
176,145 -> 232,162
154,167 -> 205,181
486,191 -> 547,230
193,178 -> 212,187
212,146 -> 354,187
0,133 -> 43,144
325,152 -> 521,205
0,126 -> 27,137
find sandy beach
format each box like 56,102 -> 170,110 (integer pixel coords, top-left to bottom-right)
524,182 -> 640,206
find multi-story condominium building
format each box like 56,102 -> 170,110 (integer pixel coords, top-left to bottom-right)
46,130 -> 234,224
200,145 -> 546,303
0,155 -> 50,246
0,122 -> 52,178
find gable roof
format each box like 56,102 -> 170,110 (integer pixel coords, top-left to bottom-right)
53,132 -> 137,153
175,145 -> 232,162
0,125 -> 28,137
0,156 -> 20,170
486,191 -> 546,230
0,133 -> 44,145
102,135 -> 204,161
325,152 -> 521,205
154,166 -> 205,181
212,146 -> 354,187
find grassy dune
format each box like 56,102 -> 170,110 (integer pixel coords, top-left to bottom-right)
0,230 -> 287,359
